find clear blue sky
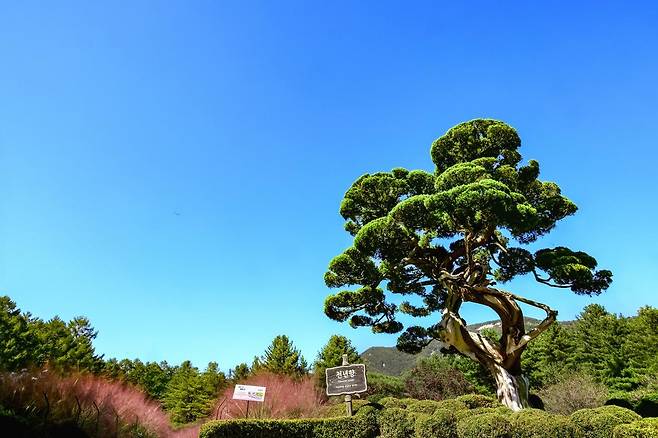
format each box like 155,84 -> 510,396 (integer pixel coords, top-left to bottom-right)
1,1 -> 657,372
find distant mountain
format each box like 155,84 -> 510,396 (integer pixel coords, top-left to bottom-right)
361,317 -> 564,376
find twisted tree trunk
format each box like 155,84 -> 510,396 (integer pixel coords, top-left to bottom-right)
437,286 -> 556,411
487,361 -> 529,411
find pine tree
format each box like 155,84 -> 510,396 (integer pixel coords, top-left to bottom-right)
229,362 -> 251,382
258,335 -> 307,377
163,361 -> 215,424
313,335 -> 360,390
0,296 -> 36,370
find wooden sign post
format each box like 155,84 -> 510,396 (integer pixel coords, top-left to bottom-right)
342,355 -> 352,416
325,354 -> 368,416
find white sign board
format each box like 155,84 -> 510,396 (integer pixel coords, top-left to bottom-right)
232,384 -> 266,402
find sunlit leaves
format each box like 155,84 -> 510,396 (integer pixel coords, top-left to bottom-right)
324,246 -> 381,288
430,119 -> 522,174
324,118 -> 612,342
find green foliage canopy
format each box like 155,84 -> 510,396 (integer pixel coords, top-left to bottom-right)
255,335 -> 308,377
324,119 -> 612,355
313,334 -> 360,390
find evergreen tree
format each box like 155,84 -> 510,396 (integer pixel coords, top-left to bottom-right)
313,335 -> 360,390
229,362 -> 251,382
258,335 -> 307,377
162,361 -> 215,424
625,306 -> 658,378
522,323 -> 575,387
323,119 -> 612,410
201,361 -> 227,395
0,296 -> 36,370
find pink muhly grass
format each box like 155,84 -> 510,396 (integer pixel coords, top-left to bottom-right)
212,372 -> 324,420
0,368 -> 198,437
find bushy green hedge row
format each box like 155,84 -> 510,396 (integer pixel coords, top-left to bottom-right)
571,405 -> 641,438
199,412 -> 378,438
200,396 -> 653,438
613,418 -> 658,437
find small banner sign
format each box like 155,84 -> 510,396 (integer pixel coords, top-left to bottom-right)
232,384 -> 266,402
325,364 -> 367,396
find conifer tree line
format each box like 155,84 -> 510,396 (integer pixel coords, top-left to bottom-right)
2,294 -> 657,424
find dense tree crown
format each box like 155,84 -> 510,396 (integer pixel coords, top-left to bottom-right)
313,335 -> 360,390
254,335 -> 308,377
0,296 -> 103,372
323,119 -> 612,409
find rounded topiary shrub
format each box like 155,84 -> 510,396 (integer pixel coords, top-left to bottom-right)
415,409 -> 458,438
436,398 -> 469,413
456,412 -> 512,438
509,409 -> 581,438
378,407 -> 417,438
571,405 -> 641,438
322,399 -> 373,417
314,415 -> 379,438
407,399 -> 444,415
379,397 -> 416,410
613,417 -> 658,438
455,394 -> 500,409
454,406 -> 512,421
200,416 -> 379,438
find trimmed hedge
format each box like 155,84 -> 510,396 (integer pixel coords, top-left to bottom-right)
407,400 -> 447,415
378,407 -> 417,438
379,397 -> 419,409
456,412 -> 512,438
200,398 -> 656,438
321,400 -> 382,417
455,394 -> 500,409
508,409 -> 581,438
454,406 -> 512,421
613,418 -> 658,437
435,398 -> 470,413
199,414 -> 378,438
414,409 -> 458,438
571,405 -> 641,438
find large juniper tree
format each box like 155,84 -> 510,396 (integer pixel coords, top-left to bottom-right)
323,119 -> 612,410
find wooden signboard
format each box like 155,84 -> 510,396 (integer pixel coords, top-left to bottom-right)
325,363 -> 367,396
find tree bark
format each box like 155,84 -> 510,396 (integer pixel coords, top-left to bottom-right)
486,360 -> 529,411
436,290 -> 554,411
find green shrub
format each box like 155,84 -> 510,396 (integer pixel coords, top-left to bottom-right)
407,399 -> 444,415
454,406 -> 512,421
456,412 -> 512,438
435,398 -> 469,413
199,415 -> 378,438
613,418 -> 658,438
415,409 -> 458,438
455,394 -> 500,409
509,409 -> 581,438
571,405 -> 641,438
321,399 -> 373,417
379,397 -> 417,409
378,408 -> 417,438
365,372 -> 405,402
637,394 -> 658,418
314,414 -> 379,438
